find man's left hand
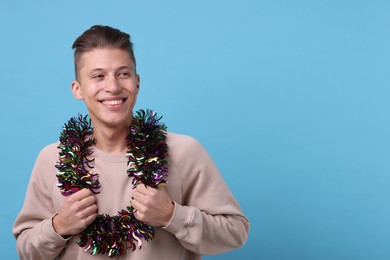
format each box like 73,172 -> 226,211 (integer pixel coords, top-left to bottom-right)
131,185 -> 174,227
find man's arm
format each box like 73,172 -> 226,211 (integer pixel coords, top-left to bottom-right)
132,134 -> 250,255
13,144 -> 97,259
13,145 -> 68,259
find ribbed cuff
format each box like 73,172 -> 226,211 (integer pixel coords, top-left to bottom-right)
161,202 -> 194,238
40,215 -> 70,246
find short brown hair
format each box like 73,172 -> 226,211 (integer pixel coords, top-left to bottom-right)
72,25 -> 136,79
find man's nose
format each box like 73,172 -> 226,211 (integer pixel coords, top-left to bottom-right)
104,75 -> 121,93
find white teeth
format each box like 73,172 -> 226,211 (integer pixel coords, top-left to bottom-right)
102,99 -> 123,105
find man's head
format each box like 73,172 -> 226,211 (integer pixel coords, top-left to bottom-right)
72,25 -> 136,80
71,25 -> 140,130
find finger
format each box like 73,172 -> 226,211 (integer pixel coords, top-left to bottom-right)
157,185 -> 168,196
72,188 -> 93,200
138,185 -> 159,198
133,210 -> 142,221
135,184 -> 149,194
132,187 -> 147,202
132,207 -> 147,222
84,212 -> 97,226
82,203 -> 98,217
79,194 -> 96,208
157,185 -> 166,191
131,198 -> 145,212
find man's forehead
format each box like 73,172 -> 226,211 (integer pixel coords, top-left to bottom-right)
81,48 -> 131,61
78,49 -> 135,70
89,65 -> 134,73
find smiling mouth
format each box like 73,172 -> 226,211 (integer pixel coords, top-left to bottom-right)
101,98 -> 126,105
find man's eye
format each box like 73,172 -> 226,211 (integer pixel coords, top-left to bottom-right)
118,72 -> 131,78
92,74 -> 104,79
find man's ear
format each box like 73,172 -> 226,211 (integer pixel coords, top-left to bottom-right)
71,80 -> 83,100
136,74 -> 140,92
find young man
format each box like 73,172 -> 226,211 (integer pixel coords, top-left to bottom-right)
13,25 -> 249,259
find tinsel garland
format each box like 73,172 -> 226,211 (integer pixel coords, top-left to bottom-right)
55,109 -> 168,257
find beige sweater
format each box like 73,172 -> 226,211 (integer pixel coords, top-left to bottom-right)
13,132 -> 249,259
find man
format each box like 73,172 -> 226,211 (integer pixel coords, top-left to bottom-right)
13,25 -> 249,259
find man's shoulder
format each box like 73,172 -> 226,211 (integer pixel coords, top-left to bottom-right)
166,132 -> 201,150
165,132 -> 207,161
36,143 -> 59,163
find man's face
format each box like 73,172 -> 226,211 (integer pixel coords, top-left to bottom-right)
71,48 -> 139,130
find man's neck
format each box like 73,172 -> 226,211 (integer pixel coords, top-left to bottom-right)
92,125 -> 129,155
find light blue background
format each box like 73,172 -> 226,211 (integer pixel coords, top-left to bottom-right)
1,1 -> 389,259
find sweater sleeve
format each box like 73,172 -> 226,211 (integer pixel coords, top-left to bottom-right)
13,145 -> 69,259
163,135 -> 250,255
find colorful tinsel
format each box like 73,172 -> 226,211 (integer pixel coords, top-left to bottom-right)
127,110 -> 168,188
55,109 -> 168,257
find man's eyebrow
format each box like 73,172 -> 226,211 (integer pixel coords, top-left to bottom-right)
117,65 -> 134,71
88,66 -> 134,74
89,68 -> 104,74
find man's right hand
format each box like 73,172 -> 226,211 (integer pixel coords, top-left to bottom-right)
53,188 -> 97,237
